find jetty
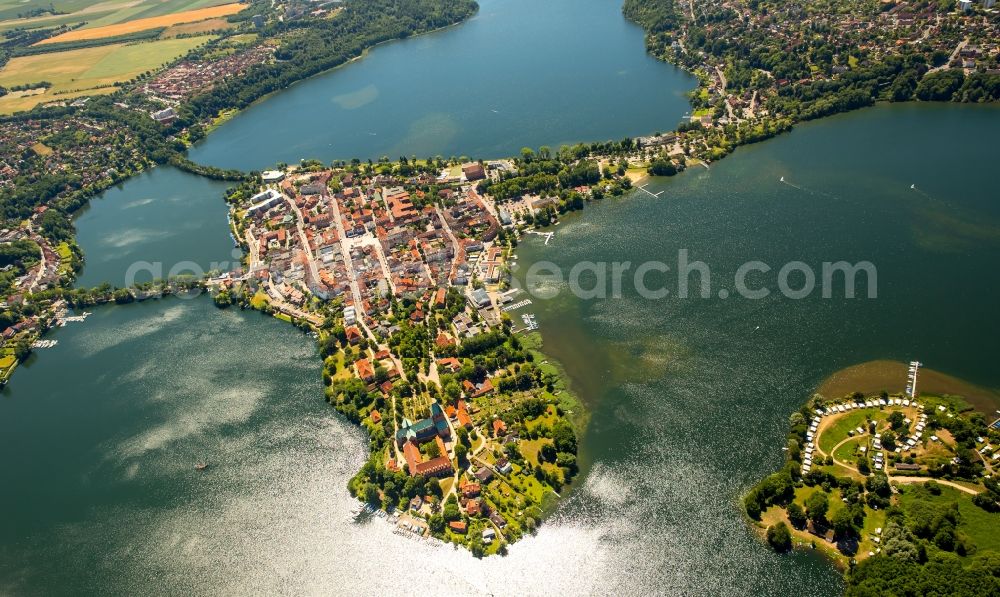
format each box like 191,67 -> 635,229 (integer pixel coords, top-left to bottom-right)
906,360 -> 921,398
57,311 -> 92,326
502,299 -> 532,312
526,230 -> 554,245
636,185 -> 664,198
30,339 -> 58,349
521,313 -> 539,331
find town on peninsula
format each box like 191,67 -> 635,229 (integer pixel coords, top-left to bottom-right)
0,0 -> 997,591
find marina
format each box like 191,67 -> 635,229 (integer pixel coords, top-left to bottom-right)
502,299 -> 533,312
56,311 -> 92,326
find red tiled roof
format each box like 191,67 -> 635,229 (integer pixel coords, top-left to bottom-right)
492,419 -> 507,436
437,357 -> 461,372
473,378 -> 494,398
457,400 -> 472,429
461,482 -> 481,498
356,358 -> 374,381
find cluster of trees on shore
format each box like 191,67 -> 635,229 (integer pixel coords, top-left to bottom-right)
477,145 -> 623,195
0,239 -> 40,294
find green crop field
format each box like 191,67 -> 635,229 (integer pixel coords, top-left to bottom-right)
0,35 -> 214,113
0,0 -> 233,33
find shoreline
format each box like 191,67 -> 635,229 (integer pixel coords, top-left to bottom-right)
744,359 -> 1000,585
219,162 -> 591,554
187,17 -> 474,158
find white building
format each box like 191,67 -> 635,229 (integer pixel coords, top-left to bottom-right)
262,170 -> 286,183
247,189 -> 282,215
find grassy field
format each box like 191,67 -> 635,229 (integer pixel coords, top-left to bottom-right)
897,484 -> 1000,555
38,3 -> 242,44
249,290 -> 269,309
30,141 -> 53,155
0,35 -> 213,113
819,409 -> 873,454
518,437 -> 551,467
832,435 -> 866,464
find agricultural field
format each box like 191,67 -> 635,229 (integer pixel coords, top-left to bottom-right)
0,34 -> 214,113
160,16 -> 233,38
0,0 -> 237,33
0,0 -> 102,23
38,2 -> 242,44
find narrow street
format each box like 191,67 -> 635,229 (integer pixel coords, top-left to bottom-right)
435,206 -> 462,281
285,192 -> 322,287
930,38 -> 967,73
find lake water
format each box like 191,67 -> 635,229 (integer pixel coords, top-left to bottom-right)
3,1 -> 999,593
73,167 -> 238,288
188,0 -> 696,169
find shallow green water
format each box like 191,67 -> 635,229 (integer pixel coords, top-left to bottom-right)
510,102 -> 1000,592
188,0 -> 696,169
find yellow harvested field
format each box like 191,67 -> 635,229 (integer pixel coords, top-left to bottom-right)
31,142 -> 54,156
37,3 -> 243,45
0,88 -> 114,114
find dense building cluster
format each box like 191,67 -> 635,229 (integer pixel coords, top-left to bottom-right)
142,45 -> 275,103
621,0 -> 1000,166
219,157 -> 593,554
238,164 -> 503,328
0,116 -> 142,195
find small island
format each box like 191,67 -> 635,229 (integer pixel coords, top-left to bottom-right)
746,361 -> 1000,594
